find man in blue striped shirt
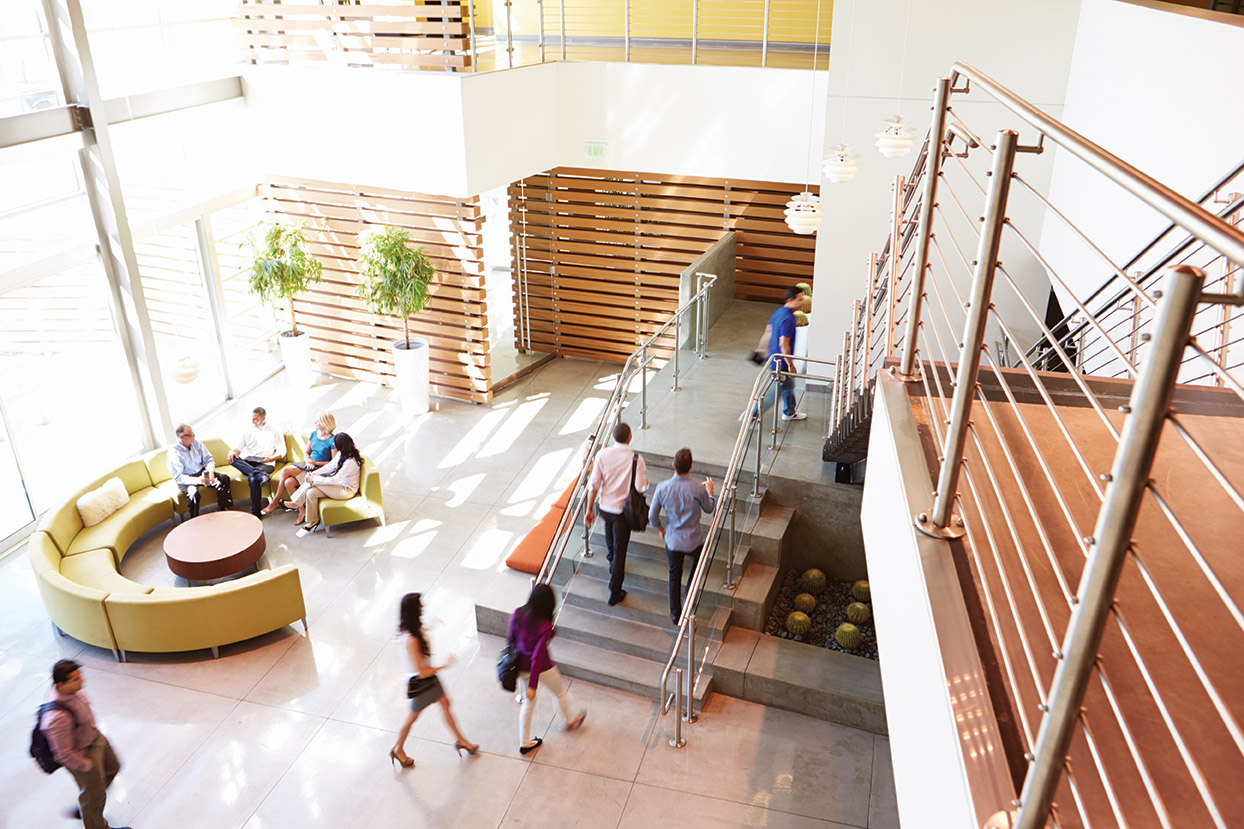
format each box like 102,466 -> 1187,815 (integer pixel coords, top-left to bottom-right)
166,423 -> 233,518
648,448 -> 716,626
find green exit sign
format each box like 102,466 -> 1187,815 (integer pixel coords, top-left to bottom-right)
584,140 -> 608,160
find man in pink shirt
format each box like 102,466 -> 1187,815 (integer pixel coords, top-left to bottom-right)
586,422 -> 648,606
40,660 -> 129,829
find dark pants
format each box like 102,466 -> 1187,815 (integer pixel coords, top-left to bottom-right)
178,471 -> 233,518
667,545 -> 702,622
600,508 -> 631,602
65,732 -> 120,829
762,373 -> 798,417
229,458 -> 274,515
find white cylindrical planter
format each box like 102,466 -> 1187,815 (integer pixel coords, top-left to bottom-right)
278,331 -> 314,388
393,338 -> 430,414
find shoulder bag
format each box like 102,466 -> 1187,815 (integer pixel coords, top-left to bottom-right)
621,454 -> 649,532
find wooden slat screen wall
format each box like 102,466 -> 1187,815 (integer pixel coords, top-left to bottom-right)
261,177 -> 490,403
236,3 -> 472,71
509,167 -> 815,363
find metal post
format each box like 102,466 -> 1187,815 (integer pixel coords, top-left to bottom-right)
624,0 -> 630,62
1013,265 -> 1205,829
899,77 -> 951,377
923,130 -> 1019,535
761,0 -> 770,67
770,366 -> 781,449
505,0 -> 513,68
691,0 -> 698,64
724,492 -> 736,589
752,408 -> 763,498
886,175 -> 905,357
861,254 -> 877,394
538,0 -> 545,63
672,316 -> 680,392
560,0 -> 566,60
670,668 -> 686,747
193,216 -> 234,401
847,300 -> 860,404
640,343 -> 649,429
467,0 -> 475,69
684,616 -> 697,722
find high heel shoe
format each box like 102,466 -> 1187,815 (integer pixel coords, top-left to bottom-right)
389,749 -> 414,769
455,740 -> 479,756
518,737 -> 542,756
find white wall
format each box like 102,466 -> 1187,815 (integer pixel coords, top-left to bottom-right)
810,0 -> 1083,362
242,65 -> 469,196
1041,0 -> 1244,306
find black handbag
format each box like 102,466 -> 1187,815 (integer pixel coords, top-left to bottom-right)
621,455 -> 648,532
407,674 -> 439,699
497,637 -> 519,692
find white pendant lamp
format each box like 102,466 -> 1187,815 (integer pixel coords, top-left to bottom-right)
875,116 -> 916,159
173,356 -> 200,384
784,192 -> 824,235
823,144 -> 861,183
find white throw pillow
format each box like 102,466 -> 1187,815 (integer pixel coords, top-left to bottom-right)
76,477 -> 130,527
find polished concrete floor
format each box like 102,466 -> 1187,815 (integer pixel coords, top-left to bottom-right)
0,309 -> 897,829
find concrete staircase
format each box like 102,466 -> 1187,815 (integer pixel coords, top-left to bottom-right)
546,470 -> 791,710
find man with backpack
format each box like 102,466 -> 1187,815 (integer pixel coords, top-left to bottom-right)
585,421 -> 648,607
34,659 -> 129,829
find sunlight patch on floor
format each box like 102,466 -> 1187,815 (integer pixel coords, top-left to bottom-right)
459,528 -> 513,570
478,395 -> 547,458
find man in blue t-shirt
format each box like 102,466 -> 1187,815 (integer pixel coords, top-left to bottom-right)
761,285 -> 808,422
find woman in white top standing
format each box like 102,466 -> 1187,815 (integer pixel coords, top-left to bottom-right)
289,432 -> 362,532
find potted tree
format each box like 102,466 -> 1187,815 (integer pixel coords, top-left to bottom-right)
356,225 -> 437,414
246,222 -> 323,388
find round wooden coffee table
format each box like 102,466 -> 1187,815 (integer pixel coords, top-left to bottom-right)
164,511 -> 265,584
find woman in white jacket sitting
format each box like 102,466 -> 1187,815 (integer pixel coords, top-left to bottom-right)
287,432 -> 362,532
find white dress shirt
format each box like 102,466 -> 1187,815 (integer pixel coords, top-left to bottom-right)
589,444 -> 648,513
234,423 -> 284,461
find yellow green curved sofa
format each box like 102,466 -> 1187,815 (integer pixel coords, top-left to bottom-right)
30,439 -> 310,662
319,456 -> 385,537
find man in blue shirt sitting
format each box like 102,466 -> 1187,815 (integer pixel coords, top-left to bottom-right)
166,423 -> 233,518
648,448 -> 717,626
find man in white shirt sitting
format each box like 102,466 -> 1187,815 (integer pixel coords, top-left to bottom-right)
586,422 -> 648,607
226,407 -> 285,517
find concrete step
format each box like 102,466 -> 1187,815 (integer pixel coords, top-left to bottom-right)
552,637 -> 712,710
564,572 -> 718,630
555,603 -> 723,664
577,541 -> 755,605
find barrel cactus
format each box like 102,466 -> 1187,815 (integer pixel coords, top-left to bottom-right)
795,282 -> 813,313
793,593 -> 817,614
852,579 -> 870,602
798,568 -> 827,594
847,601 -> 871,624
785,611 -> 812,636
835,623 -> 862,650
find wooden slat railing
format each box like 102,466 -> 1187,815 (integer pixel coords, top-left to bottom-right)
236,3 -> 472,71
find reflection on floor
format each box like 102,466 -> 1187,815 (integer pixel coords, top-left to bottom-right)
0,309 -> 896,828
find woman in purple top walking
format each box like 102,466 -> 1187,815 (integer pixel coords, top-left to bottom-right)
508,584 -> 586,755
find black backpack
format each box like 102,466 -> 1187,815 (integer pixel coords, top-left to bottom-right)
30,701 -> 76,773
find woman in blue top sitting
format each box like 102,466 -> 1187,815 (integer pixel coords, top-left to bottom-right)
260,410 -> 336,516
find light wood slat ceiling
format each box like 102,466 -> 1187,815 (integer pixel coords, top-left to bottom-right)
262,178 -> 491,403
510,167 -> 815,364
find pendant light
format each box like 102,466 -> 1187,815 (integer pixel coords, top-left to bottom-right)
875,116 -> 915,158
823,144 -> 860,183
786,0 -> 825,234
876,0 -> 915,159
823,0 -> 859,183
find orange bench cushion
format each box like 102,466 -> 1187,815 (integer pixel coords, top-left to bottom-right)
505,481 -> 576,575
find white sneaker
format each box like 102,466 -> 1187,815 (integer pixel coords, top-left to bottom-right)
780,412 -> 808,422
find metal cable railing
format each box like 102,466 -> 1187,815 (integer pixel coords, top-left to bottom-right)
656,352 -> 838,744
824,64 -> 1244,828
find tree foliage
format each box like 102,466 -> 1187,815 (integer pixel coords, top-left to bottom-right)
356,225 -> 436,346
246,222 -> 323,336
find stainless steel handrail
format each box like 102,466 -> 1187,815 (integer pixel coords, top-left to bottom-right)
657,352 -> 837,738
534,272 -> 718,586
950,63 -> 1244,292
